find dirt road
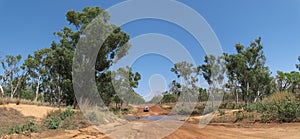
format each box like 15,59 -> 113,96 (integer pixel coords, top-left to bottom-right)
2,104 -> 300,139
12,122 -> 297,139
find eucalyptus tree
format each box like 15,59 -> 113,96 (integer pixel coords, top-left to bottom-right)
42,6 -> 131,106
0,56 -> 5,97
276,71 -> 292,91
169,80 -> 181,99
277,71 -> 300,93
224,37 -> 272,104
22,48 -> 50,101
0,55 -> 27,98
199,55 -> 226,91
199,55 -> 226,107
290,71 -> 300,93
112,66 -> 143,108
0,63 -> 5,98
171,61 -> 200,104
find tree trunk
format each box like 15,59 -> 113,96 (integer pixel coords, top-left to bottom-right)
235,88 -> 239,105
57,85 -> 62,107
11,78 -> 22,99
212,94 -> 215,109
73,97 -> 77,109
10,76 -> 13,98
246,82 -> 249,108
35,76 -> 41,102
253,91 -> 260,103
0,85 -> 4,98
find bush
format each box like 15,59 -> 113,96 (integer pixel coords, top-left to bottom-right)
219,102 -> 237,109
60,107 -> 74,120
257,94 -> 300,123
218,109 -> 226,116
88,112 -> 97,122
234,111 -> 245,122
9,119 -> 39,134
45,116 -> 61,129
276,97 -> 299,122
43,107 -> 75,129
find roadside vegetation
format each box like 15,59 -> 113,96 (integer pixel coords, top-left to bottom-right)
1,107 -> 89,137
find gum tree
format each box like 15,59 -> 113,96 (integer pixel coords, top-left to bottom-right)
44,7 -> 131,106
1,55 -> 26,98
224,37 -> 272,104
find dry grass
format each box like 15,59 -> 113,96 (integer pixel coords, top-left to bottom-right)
0,107 -> 36,135
262,91 -> 296,103
0,97 -> 51,106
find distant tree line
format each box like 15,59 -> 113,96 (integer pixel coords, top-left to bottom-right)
151,37 -> 300,105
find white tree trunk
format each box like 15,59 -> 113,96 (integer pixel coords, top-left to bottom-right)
57,85 -> 62,107
253,91 -> 260,103
0,85 -> 4,98
235,88 -> 239,104
10,77 -> 13,98
35,76 -> 41,102
10,78 -> 22,99
246,82 -> 250,107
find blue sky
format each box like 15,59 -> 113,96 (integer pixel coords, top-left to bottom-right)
1,0 -> 300,100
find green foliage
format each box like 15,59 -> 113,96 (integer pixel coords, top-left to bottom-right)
43,108 -> 75,129
111,67 -> 144,106
234,111 -> 245,122
8,119 -> 39,134
88,111 -> 97,122
45,116 -> 61,129
199,55 -> 226,86
224,37 -> 272,103
161,92 -> 177,103
171,61 -> 200,103
257,94 -> 300,122
169,80 -> 181,99
218,109 -> 226,116
60,107 -> 75,120
276,71 -> 300,93
198,88 -> 209,102
1,54 -> 26,98
219,102 -> 236,109
17,6 -> 132,107
21,90 -> 34,100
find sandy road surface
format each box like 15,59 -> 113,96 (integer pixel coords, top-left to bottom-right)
2,104 -> 300,139
8,122 -> 298,139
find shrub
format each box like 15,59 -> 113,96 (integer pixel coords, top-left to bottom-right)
8,119 -> 39,134
234,111 -> 245,122
276,97 -> 299,122
219,102 -> 237,109
218,109 -> 226,116
60,107 -> 74,120
45,116 -> 61,129
88,112 -> 97,122
43,107 -> 75,129
257,93 -> 300,123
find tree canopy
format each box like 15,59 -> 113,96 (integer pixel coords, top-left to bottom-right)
224,37 -> 272,103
